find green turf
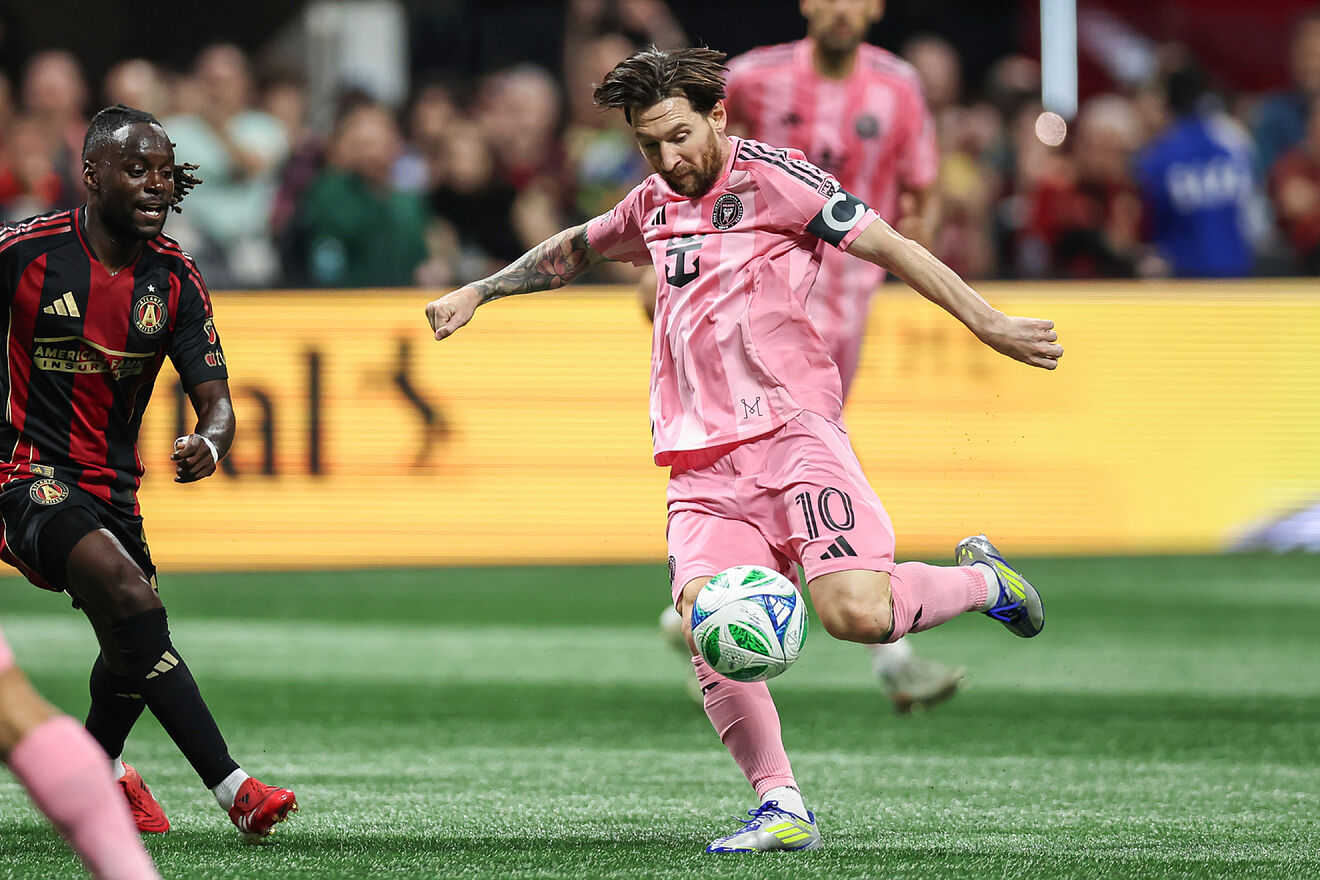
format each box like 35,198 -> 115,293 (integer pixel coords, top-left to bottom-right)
1,554 -> 1318,879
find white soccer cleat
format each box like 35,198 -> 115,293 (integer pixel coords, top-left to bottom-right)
706,801 -> 822,853
659,604 -> 689,654
877,655 -> 965,714
659,604 -> 704,705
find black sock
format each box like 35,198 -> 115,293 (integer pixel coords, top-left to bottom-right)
111,607 -> 240,789
85,654 -> 147,759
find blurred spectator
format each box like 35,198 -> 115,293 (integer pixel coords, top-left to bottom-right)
292,103 -> 431,288
564,0 -> 687,60
477,64 -> 565,191
20,50 -> 88,204
428,118 -> 528,278
164,44 -> 289,288
475,64 -> 569,247
931,102 -> 1002,279
903,34 -> 962,118
0,115 -> 70,221
1020,95 -> 1145,278
1269,96 -> 1320,273
563,32 -> 650,220
0,72 -> 15,144
393,82 -> 456,196
1252,11 -> 1320,178
1135,63 -> 1256,278
102,59 -> 171,118
261,72 -> 310,149
269,87 -> 374,281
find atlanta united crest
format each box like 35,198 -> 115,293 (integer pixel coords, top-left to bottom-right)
29,479 -> 69,506
134,295 -> 167,334
711,193 -> 743,230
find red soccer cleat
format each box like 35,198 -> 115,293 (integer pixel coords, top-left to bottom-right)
117,763 -> 170,833
227,777 -> 298,838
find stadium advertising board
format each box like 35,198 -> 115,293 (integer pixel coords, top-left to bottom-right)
69,283 -> 1320,569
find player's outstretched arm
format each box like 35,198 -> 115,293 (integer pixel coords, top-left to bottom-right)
845,219 -> 1063,370
426,224 -> 606,341
172,379 -> 234,483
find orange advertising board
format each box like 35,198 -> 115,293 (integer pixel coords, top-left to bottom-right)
9,281 -> 1318,571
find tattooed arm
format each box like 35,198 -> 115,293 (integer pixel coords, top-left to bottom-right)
426,224 -> 606,340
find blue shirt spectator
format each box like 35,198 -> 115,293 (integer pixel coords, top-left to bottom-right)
1136,69 -> 1256,277
1251,12 -> 1320,177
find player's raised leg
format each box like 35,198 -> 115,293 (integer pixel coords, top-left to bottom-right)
67,527 -> 297,838
0,629 -> 161,880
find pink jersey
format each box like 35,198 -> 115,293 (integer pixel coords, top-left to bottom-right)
726,41 -> 938,389
586,137 -> 879,465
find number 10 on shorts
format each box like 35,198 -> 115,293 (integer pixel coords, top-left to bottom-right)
794,488 -> 856,539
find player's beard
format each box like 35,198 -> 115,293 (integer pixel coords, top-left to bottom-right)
661,136 -> 726,198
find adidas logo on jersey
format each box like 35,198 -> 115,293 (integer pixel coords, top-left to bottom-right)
42,292 -> 81,318
819,535 -> 858,560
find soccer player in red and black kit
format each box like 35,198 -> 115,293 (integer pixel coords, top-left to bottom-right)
0,105 -> 296,838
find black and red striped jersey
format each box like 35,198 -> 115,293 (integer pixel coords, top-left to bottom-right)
0,207 -> 228,514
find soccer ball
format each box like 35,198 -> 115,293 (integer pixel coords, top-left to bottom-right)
691,565 -> 807,682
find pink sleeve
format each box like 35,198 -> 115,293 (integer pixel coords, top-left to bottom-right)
753,159 -> 880,250
585,183 -> 652,267
899,83 -> 939,190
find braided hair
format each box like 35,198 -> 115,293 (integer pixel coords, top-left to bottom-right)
82,104 -> 203,212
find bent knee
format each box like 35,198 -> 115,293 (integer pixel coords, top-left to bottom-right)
816,595 -> 893,644
76,564 -> 160,620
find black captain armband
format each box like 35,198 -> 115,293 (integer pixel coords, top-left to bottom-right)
806,188 -> 870,247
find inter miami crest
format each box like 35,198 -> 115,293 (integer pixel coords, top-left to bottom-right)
711,193 -> 743,230
854,114 -> 880,139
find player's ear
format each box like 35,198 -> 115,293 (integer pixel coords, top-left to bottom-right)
82,159 -> 98,194
709,100 -> 727,134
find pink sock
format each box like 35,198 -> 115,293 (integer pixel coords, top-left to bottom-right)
885,562 -> 987,642
7,716 -> 160,880
693,656 -> 796,800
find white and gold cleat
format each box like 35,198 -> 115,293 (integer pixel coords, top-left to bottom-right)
706,801 -> 821,853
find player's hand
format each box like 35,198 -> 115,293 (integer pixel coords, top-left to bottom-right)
425,287 -> 482,341
979,315 -> 1063,370
172,434 -> 218,483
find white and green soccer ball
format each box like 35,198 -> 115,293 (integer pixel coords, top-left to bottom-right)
691,565 -> 807,682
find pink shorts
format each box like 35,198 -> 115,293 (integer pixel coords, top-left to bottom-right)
0,625 -> 13,675
665,410 -> 896,604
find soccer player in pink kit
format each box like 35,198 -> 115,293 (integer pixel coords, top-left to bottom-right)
426,47 -> 1062,853
0,626 -> 161,879
656,0 -> 962,712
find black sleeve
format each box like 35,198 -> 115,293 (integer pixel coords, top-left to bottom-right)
168,269 -> 228,390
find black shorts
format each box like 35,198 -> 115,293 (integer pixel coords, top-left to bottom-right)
0,478 -> 157,601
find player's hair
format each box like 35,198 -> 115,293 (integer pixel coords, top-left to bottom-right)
593,46 -> 728,124
82,104 -> 202,212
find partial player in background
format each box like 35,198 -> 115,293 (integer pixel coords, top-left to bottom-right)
649,0 -> 963,712
0,625 -> 161,879
427,47 -> 1061,852
0,105 -> 296,838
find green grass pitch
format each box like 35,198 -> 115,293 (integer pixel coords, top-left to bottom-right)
1,554 -> 1317,879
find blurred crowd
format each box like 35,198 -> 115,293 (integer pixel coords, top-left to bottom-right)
5,3 -> 1320,287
